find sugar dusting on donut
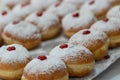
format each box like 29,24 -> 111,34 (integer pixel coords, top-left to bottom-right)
107,6 -> 120,19
69,29 -> 108,46
4,21 -> 41,39
50,43 -> 92,61
26,11 -> 59,30
0,44 -> 31,63
24,56 -> 66,74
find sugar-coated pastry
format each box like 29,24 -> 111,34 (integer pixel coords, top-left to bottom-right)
106,6 -> 120,19
0,44 -> 32,80
62,11 -> 96,37
91,18 -> 120,48
12,3 -> 37,20
22,55 -> 68,80
2,21 -> 41,50
63,0 -> 88,8
26,11 -> 60,41
69,29 -> 109,60
50,43 -> 95,77
46,2 -> 77,20
0,10 -> 20,32
0,0 -> 29,9
31,0 -> 61,11
81,0 -> 111,19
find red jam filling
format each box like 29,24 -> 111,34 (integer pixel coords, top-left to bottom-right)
7,46 -> 16,51
13,21 -> 20,24
103,18 -> 109,22
36,11 -> 43,17
104,55 -> 110,59
1,11 -> 7,16
55,2 -> 61,7
59,44 -> 68,49
72,12 -> 79,18
89,0 -> 95,5
83,30 -> 91,35
37,55 -> 47,60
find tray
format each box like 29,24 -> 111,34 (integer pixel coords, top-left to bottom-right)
30,34 -> 120,80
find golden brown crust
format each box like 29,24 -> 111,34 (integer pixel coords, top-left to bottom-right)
23,67 -> 68,80
41,24 -> 61,41
2,33 -> 41,50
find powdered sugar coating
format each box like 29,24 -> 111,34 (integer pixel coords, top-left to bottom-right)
90,18 -> 120,35
46,2 -> 77,17
24,56 -> 66,74
68,29 -> 108,46
50,43 -> 92,61
0,11 -> 20,30
0,0 -> 28,6
62,10 -> 96,30
0,44 -> 31,63
12,4 -> 37,18
3,21 -> 41,40
63,0 -> 88,7
81,0 -> 111,16
107,6 -> 120,19
26,12 -> 59,31
0,4 -> 10,12
31,0 -> 60,10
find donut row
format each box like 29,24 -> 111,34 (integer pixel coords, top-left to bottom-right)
0,0 -> 120,50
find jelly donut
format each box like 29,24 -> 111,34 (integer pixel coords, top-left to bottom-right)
22,55 -> 68,80
26,11 -> 60,41
62,11 -> 96,37
68,29 -> 109,60
106,0 -> 120,6
12,3 -> 37,20
50,43 -> 95,77
106,6 -> 120,19
2,21 -> 41,50
46,2 -> 77,20
91,18 -> 120,48
81,0 -> 111,19
0,44 -> 32,80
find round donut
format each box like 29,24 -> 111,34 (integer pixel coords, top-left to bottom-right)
106,6 -> 120,19
81,0 -> 111,19
0,44 -> 32,80
50,43 -> 95,77
22,55 -> 68,80
62,10 -> 96,37
12,3 -> 37,20
26,11 -> 61,41
68,29 -> 109,60
2,21 -> 41,50
46,2 -> 77,20
91,18 -> 120,48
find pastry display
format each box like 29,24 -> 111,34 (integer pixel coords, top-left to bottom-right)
0,0 -> 119,79
50,43 -> 95,77
26,11 -> 60,40
62,10 -> 96,37
2,21 -> 41,50
22,55 -> 68,80
91,18 -> 120,48
0,44 -> 32,80
68,29 -> 109,60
